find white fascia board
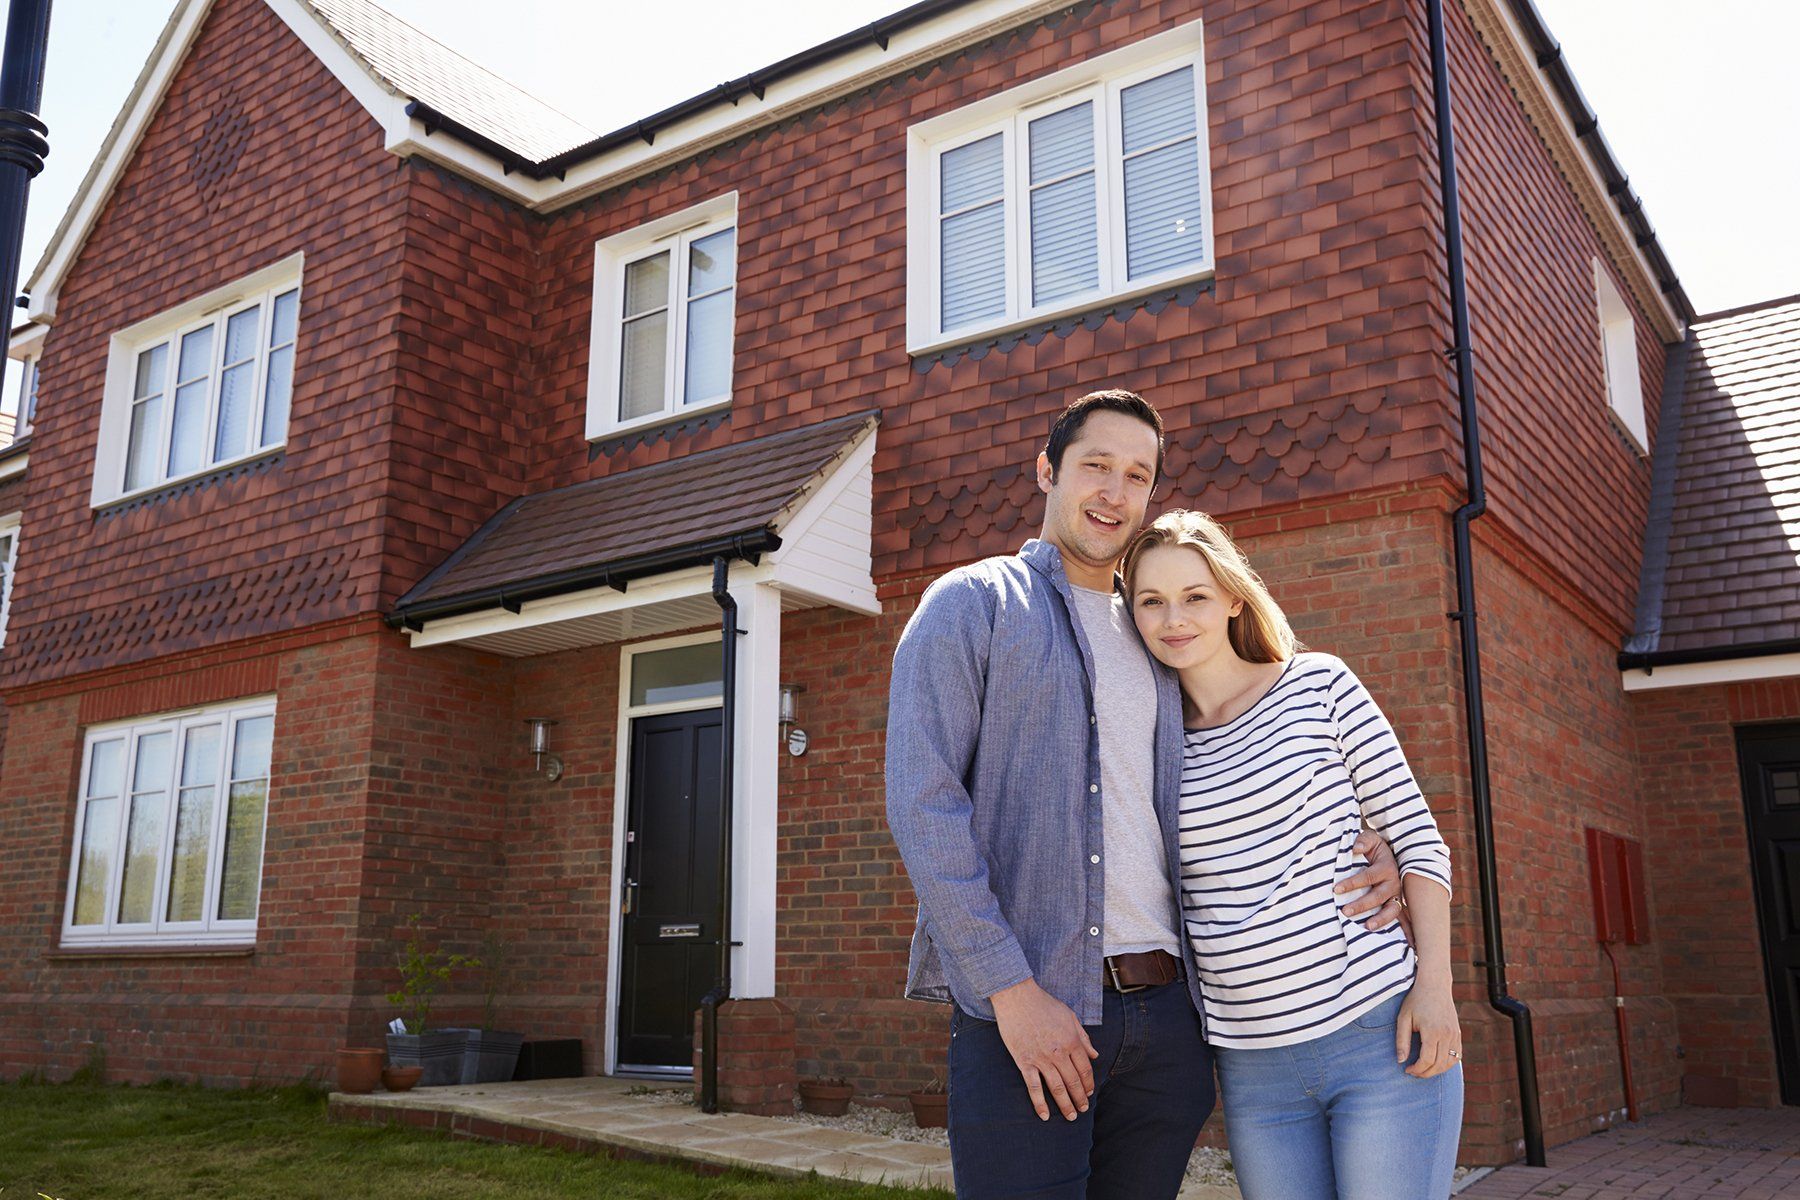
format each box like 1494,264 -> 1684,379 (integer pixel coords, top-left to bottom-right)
535,0 -> 1071,215
383,130 -> 559,208
771,561 -> 879,616
25,0 -> 217,323
0,451 -> 26,481
1477,0 -> 1682,337
405,560 -> 779,649
1621,653 -> 1800,693
263,0 -> 414,142
7,323 -> 44,362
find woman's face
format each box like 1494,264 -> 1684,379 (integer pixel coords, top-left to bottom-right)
1129,543 -> 1244,671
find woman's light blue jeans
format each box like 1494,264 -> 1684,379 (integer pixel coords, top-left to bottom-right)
1212,992 -> 1463,1200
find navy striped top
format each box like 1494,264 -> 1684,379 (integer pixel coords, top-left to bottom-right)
1177,653 -> 1452,1048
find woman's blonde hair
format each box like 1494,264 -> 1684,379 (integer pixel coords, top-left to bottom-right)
1122,509 -> 1300,664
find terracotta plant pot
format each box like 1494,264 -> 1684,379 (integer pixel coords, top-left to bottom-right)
797,1078 -> 854,1117
908,1089 -> 948,1128
336,1047 -> 384,1095
381,1065 -> 424,1092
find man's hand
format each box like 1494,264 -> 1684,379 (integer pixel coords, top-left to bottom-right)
1335,831 -> 1411,941
988,978 -> 1099,1121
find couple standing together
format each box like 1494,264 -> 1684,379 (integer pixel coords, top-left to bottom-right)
886,390 -> 1464,1200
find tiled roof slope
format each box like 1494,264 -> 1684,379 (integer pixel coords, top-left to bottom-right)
1629,295 -> 1800,658
395,412 -> 876,620
306,0 -> 596,160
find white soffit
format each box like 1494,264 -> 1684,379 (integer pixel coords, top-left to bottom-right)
1621,653 -> 1800,693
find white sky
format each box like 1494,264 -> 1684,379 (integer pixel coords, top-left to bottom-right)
6,0 -> 1797,411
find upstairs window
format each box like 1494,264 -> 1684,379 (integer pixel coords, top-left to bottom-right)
62,699 -> 276,947
907,23 -> 1213,353
1594,260 -> 1647,453
0,510 -> 17,645
93,256 -> 301,506
588,194 -> 737,438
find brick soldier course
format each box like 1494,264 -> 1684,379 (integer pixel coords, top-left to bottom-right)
0,0 -> 1792,1171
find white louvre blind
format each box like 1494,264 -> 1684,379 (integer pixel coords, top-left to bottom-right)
939,132 -> 1007,332
1121,65 -> 1206,280
1028,101 -> 1099,306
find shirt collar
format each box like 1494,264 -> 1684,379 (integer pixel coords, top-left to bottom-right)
1019,538 -> 1125,599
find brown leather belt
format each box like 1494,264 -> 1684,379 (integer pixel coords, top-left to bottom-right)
1102,949 -> 1183,993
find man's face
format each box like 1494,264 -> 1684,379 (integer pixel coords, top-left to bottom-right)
1036,409 -> 1160,578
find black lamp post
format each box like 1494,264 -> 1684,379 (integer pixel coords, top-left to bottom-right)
0,0 -> 50,368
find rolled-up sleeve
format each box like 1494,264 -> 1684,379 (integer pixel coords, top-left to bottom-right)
885,572 -> 1034,999
1328,659 -> 1453,899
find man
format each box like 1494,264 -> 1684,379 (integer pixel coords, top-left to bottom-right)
886,389 -> 1405,1199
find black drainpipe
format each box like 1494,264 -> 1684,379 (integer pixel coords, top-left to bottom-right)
699,553 -> 741,1113
1426,0 -> 1546,1166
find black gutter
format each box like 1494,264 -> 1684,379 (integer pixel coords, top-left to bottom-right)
1428,0 -> 1546,1166
0,0 -> 52,370
405,0 -> 975,182
1620,638 -> 1800,673
1502,0 -> 1694,324
698,554 -> 743,1114
385,528 -> 780,630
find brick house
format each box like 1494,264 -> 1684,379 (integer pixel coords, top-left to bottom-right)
0,0 -> 1793,1167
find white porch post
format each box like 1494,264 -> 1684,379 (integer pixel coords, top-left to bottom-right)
732,578 -> 781,997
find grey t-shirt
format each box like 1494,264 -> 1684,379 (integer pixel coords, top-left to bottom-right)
1068,584 -> 1181,958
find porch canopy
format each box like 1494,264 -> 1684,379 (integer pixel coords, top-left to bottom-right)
387,411 -> 878,1012
388,410 -> 879,653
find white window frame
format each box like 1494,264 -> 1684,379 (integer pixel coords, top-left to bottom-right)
60,697 -> 276,949
905,20 -> 1214,355
0,510 -> 18,645
587,193 -> 738,440
16,355 -> 36,441
92,254 -> 303,507
1594,259 -> 1647,453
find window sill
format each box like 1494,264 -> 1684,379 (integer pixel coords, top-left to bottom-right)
94,448 -> 285,515
912,275 -> 1215,371
48,943 -> 256,961
908,268 -> 1216,362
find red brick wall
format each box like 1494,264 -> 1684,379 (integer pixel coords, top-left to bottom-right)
513,0 -> 1453,583
0,630 -> 384,1084
0,0 -> 410,691
1630,679 -> 1799,1109
1429,0 -> 1669,630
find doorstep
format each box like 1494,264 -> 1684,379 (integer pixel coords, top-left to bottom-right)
326,1076 -> 1242,1198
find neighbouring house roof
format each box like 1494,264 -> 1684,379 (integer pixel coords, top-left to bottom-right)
305,0 -> 596,161
1624,294 -> 1800,665
390,412 -> 878,627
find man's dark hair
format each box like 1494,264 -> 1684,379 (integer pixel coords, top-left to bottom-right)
1043,389 -> 1165,482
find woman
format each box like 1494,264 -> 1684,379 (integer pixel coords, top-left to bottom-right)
1122,509 -> 1462,1200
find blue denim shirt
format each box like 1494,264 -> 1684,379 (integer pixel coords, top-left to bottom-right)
885,539 -> 1206,1025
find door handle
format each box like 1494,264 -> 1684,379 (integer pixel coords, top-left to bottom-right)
622,877 -> 639,916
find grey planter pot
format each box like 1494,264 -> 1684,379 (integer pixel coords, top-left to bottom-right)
461,1030 -> 525,1084
386,1029 -> 471,1087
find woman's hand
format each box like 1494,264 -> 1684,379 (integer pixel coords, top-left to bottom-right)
1396,978 -> 1461,1078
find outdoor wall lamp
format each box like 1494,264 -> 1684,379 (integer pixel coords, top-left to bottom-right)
779,684 -> 808,757
523,717 -> 564,782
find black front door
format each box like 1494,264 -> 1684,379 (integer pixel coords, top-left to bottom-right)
617,708 -> 723,1071
1739,725 -> 1800,1103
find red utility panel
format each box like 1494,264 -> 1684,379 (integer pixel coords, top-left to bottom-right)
1585,827 -> 1650,945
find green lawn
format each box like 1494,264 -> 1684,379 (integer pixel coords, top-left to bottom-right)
0,1080 -> 951,1200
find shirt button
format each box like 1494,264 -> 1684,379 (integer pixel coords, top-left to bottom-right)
1089,927 -> 1100,936
1090,854 -> 1101,864
1089,784 -> 1098,793
1090,715 -> 1097,725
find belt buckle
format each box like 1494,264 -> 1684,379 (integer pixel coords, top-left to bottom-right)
1106,956 -> 1148,994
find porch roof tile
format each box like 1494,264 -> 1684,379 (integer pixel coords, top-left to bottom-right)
392,411 -> 877,626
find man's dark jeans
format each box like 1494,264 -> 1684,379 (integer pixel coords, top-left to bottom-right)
947,980 -> 1215,1199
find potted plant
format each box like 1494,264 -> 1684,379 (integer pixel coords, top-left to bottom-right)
336,1047 -> 384,1094
384,913 -> 479,1087
797,1075 -> 854,1116
459,932 -> 525,1084
908,1074 -> 948,1128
